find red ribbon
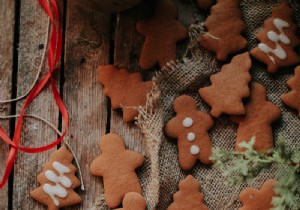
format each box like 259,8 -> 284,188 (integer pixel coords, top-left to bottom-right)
0,0 -> 68,188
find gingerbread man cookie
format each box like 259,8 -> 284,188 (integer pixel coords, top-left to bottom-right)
115,192 -> 146,210
30,146 -> 81,210
250,2 -> 300,73
239,179 -> 278,210
281,65 -> 300,117
167,175 -> 209,210
165,95 -> 214,170
231,83 -> 281,152
136,0 -> 188,69
99,65 -> 153,122
199,52 -> 252,118
90,133 -> 144,208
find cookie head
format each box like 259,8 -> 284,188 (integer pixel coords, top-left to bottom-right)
99,132 -> 125,153
173,95 -> 198,114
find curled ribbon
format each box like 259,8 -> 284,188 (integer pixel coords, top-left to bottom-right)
0,0 -> 68,188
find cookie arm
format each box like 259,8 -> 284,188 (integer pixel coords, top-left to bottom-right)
90,156 -> 106,176
175,22 -> 188,41
125,150 -> 145,167
165,118 -> 180,138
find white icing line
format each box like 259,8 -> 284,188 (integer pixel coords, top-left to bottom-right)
42,162 -> 72,206
258,18 -> 290,64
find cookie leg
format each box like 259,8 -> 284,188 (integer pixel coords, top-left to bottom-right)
178,150 -> 197,170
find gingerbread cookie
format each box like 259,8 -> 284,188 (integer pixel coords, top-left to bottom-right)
136,0 -> 188,69
30,146 -> 81,210
231,83 -> 281,152
115,192 -> 146,210
239,179 -> 278,210
197,0 -> 247,61
167,175 -> 209,210
165,95 -> 214,170
250,2 -> 300,73
199,52 -> 252,118
90,133 -> 144,208
281,65 -> 300,117
98,65 -> 153,122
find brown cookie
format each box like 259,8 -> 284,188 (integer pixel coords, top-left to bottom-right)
136,0 -> 188,69
197,0 -> 247,61
98,65 -> 153,122
231,83 -> 281,152
199,52 -> 252,117
167,175 -> 209,210
280,65 -> 300,117
250,2 -> 300,73
239,179 -> 278,210
165,95 -> 214,170
30,146 -> 81,210
115,192 -> 146,210
90,133 -> 144,208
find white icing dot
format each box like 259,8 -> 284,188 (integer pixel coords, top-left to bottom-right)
187,132 -> 196,141
190,145 -> 200,155
183,117 -> 193,128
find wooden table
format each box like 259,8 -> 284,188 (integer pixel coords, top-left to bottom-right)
0,0 -> 194,209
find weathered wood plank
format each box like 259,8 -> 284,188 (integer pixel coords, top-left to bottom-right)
111,7 -> 147,154
0,0 -> 14,209
63,2 -> 111,209
12,1 -> 60,209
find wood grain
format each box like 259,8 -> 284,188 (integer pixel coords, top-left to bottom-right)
0,0 -> 14,209
12,1 -> 60,209
63,1 -> 111,209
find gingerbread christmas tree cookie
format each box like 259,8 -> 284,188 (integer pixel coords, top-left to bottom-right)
199,52 -> 252,118
281,65 -> 300,117
231,83 -> 281,152
136,0 -> 188,69
250,2 -> 300,73
98,65 -> 153,122
197,0 -> 248,61
30,146 -> 81,210
115,192 -> 146,210
239,179 -> 278,210
167,175 -> 209,210
90,133 -> 144,208
165,95 -> 214,170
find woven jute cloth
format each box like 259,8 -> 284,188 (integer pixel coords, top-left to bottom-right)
135,1 -> 300,210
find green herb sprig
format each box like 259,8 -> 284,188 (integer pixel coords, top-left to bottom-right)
210,137 -> 300,210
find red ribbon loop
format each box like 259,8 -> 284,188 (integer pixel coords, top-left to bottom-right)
0,0 -> 67,188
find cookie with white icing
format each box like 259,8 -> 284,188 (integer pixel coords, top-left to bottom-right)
250,2 -> 300,73
165,95 -> 214,170
30,146 -> 81,210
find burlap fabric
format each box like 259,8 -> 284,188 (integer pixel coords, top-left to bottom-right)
136,1 -> 300,210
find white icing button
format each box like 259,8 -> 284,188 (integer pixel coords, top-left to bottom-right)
187,132 -> 196,141
190,145 -> 200,155
183,117 -> 193,128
